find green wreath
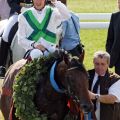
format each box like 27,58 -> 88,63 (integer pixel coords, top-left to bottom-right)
13,56 -> 53,120
13,53 -> 72,120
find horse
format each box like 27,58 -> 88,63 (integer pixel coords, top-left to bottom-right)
1,50 -> 93,120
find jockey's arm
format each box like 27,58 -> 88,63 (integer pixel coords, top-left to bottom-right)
18,12 -> 52,52
18,14 -> 34,50
51,0 -> 71,21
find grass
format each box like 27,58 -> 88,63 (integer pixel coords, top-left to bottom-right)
67,0 -> 116,70
81,29 -> 107,69
68,0 -> 117,13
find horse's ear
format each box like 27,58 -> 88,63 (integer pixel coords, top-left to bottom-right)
53,49 -> 65,61
63,51 -> 71,65
53,49 -> 71,64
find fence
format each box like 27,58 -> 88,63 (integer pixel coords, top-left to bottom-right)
76,13 -> 112,29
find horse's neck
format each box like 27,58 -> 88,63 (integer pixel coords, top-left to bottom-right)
35,75 -> 68,120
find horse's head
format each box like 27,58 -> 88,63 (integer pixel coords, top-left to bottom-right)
55,50 -> 93,114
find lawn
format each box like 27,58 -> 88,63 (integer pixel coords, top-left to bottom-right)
68,0 -> 116,13
81,29 -> 107,69
0,0 -> 116,119
67,0 -> 116,70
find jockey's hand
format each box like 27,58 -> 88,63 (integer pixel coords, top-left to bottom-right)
35,44 -> 46,52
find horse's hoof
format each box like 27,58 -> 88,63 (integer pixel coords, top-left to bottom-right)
0,66 -> 6,77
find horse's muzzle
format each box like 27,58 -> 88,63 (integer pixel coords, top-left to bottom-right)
80,103 -> 94,114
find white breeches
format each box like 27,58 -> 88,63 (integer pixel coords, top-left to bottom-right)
2,14 -> 18,42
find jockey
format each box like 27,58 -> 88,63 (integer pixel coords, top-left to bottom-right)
0,0 -> 33,77
18,0 -> 71,60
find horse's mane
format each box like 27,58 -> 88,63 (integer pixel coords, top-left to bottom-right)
39,50 -> 64,70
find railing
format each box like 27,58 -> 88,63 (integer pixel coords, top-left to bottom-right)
76,13 -> 112,29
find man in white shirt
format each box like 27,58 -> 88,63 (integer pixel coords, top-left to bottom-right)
88,51 -> 120,120
18,0 -> 71,60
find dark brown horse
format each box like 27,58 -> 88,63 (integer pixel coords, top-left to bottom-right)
1,50 -> 93,120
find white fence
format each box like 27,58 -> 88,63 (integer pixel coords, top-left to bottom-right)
76,13 -> 112,29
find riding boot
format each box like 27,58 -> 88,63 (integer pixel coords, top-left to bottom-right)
0,38 -> 10,76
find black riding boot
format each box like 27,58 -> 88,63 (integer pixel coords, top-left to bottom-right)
0,38 -> 10,77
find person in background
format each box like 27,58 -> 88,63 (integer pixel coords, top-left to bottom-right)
106,0 -> 120,75
18,0 -> 71,60
88,51 -> 120,120
0,0 -> 33,77
0,0 -> 10,20
60,12 -> 84,62
49,0 -> 84,62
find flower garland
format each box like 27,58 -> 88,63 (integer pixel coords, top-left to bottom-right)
13,55 -> 54,120
13,52 -> 72,120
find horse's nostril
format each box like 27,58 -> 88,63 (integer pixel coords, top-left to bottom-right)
81,103 -> 93,113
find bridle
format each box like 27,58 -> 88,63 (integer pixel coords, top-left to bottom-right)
50,61 -> 83,103
49,60 -> 90,120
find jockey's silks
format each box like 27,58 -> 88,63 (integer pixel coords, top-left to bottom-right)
23,6 -> 56,44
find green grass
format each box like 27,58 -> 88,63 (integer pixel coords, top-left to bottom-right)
67,0 -> 116,71
68,0 -> 117,13
80,29 -> 107,69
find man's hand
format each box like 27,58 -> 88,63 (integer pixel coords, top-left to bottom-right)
88,91 -> 96,100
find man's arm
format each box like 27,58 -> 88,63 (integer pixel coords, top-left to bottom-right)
89,91 -> 117,104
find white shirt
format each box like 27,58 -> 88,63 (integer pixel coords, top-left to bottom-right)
18,1 -> 71,51
91,72 -> 120,120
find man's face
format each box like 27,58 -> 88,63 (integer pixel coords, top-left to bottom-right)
33,0 -> 46,10
93,57 -> 109,76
